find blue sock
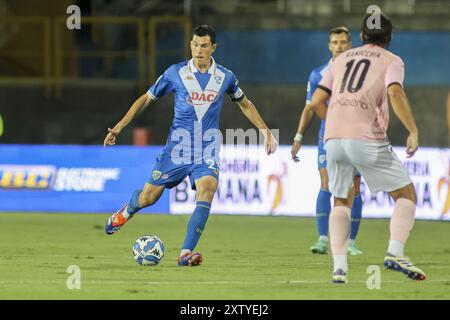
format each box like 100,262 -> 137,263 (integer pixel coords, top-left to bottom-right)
182,201 -> 211,251
350,193 -> 362,240
126,190 -> 142,215
316,189 -> 332,237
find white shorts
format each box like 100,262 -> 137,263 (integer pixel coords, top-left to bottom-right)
325,139 -> 412,198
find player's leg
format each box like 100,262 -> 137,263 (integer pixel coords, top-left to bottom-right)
105,150 -> 188,235
311,168 -> 332,254
350,140 -> 425,280
311,121 -> 332,254
331,191 -> 354,283
384,183 -> 425,280
325,139 -> 358,283
105,183 -> 165,235
348,175 -> 363,255
178,161 -> 219,266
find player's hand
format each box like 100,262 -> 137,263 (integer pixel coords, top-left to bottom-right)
406,132 -> 419,158
291,141 -> 302,162
104,128 -> 120,147
265,133 -> 278,155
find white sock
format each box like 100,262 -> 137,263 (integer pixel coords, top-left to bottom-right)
333,254 -> 348,273
122,206 -> 130,219
319,235 -> 329,242
387,240 -> 404,257
180,249 -> 191,257
348,239 -> 355,246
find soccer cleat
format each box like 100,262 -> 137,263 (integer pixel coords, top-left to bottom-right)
347,243 -> 363,256
177,252 -> 203,266
310,239 -> 328,254
105,205 -> 132,235
384,255 -> 426,281
332,269 -> 347,284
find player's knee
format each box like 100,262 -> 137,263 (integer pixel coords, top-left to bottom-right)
353,177 -> 361,194
407,185 -> 417,204
391,183 -> 417,205
197,181 -> 218,199
319,170 -> 329,190
320,179 -> 329,190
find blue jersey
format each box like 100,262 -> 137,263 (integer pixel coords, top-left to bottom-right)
306,60 -> 331,170
148,58 -> 244,161
305,59 -> 331,106
146,58 -> 244,189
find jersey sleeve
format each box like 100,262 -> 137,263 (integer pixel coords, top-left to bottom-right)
305,70 -> 318,104
226,72 -> 245,102
317,65 -> 333,95
147,67 -> 174,100
385,57 -> 405,88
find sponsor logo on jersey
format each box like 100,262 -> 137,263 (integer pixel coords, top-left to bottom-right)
186,90 -> 219,106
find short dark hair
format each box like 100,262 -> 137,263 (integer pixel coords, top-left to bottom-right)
329,26 -> 351,41
192,25 -> 216,44
361,13 -> 393,47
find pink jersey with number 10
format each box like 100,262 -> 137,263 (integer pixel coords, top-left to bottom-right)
318,44 -> 405,142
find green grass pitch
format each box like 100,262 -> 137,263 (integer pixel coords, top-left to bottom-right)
0,212 -> 449,299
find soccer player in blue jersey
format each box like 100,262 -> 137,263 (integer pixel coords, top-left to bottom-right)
103,25 -> 278,266
291,27 -> 363,255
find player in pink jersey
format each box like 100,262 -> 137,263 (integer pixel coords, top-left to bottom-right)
309,13 -> 426,283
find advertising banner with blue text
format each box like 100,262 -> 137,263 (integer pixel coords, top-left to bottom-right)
0,145 -> 169,213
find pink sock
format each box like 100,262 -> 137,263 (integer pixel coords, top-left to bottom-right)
330,206 -> 351,255
390,198 -> 416,245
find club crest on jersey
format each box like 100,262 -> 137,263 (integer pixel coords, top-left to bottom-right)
186,90 -> 218,106
185,75 -> 194,80
152,170 -> 162,181
214,76 -> 222,84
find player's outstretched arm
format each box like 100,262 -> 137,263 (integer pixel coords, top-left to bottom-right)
291,104 -> 315,162
104,93 -> 153,146
236,96 -> 278,155
388,84 -> 419,158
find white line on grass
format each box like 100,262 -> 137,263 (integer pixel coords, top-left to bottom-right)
0,279 -> 448,285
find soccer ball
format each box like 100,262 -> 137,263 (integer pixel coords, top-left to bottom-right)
132,235 -> 165,266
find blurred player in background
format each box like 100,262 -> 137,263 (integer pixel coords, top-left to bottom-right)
103,25 -> 278,266
309,13 -> 426,283
291,27 -> 363,256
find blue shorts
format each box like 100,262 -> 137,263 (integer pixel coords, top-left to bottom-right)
317,121 -> 327,170
148,149 -> 219,190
